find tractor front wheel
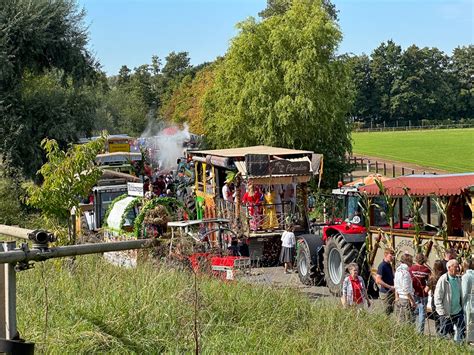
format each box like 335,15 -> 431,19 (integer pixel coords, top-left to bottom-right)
323,233 -> 358,296
297,241 -> 325,286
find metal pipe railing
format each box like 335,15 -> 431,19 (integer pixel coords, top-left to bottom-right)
0,225 -> 33,240
0,239 -> 157,264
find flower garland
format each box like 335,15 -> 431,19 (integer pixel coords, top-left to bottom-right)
133,197 -> 187,238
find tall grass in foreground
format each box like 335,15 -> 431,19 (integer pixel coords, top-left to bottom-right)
16,256 -> 468,354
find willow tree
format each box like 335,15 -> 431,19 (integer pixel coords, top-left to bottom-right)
203,0 -> 353,187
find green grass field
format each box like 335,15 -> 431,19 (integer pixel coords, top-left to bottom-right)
15,256 -> 466,353
352,128 -> 474,172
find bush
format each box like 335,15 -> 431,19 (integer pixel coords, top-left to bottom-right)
0,176 -> 25,225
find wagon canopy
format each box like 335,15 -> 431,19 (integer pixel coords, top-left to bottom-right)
189,145 -> 323,184
359,173 -> 474,197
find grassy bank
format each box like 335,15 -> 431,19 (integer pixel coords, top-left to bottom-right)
352,128 -> 474,172
16,256 -> 467,353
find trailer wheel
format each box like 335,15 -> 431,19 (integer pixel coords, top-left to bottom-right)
297,241 -> 324,286
323,233 -> 358,296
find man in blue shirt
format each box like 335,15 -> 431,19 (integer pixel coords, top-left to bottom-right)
376,248 -> 395,315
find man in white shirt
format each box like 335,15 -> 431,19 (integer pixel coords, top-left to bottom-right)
222,181 -> 231,202
394,253 -> 415,323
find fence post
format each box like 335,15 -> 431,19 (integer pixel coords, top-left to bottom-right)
0,242 -> 17,340
392,165 -> 395,177
375,161 -> 379,174
402,167 -> 405,175
383,163 -> 387,176
366,160 -> 370,173
412,169 -> 415,175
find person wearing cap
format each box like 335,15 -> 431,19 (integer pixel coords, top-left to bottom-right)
376,248 -> 396,315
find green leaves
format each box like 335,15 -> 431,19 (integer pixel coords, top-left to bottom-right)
203,0 -> 352,186
26,133 -> 107,223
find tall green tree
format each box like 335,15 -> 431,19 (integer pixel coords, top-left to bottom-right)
450,45 -> 474,119
204,0 -> 353,186
348,54 -> 377,122
370,40 -> 402,124
390,45 -> 454,122
0,0 -> 99,178
259,0 -> 338,20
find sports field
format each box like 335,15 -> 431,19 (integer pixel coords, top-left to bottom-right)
352,128 -> 474,172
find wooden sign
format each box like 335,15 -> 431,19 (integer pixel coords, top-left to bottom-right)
269,159 -> 310,175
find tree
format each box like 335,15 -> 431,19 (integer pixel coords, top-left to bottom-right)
204,0 -> 353,186
348,54 -> 377,122
162,51 -> 191,79
0,0 -> 99,178
390,45 -> 454,122
117,65 -> 132,86
161,64 -> 217,135
27,134 -> 106,243
450,45 -> 474,119
259,0 -> 338,20
370,40 -> 402,124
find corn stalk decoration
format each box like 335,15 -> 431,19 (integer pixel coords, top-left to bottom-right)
357,191 -> 372,253
403,187 -> 424,253
430,195 -> 449,253
374,179 -> 397,249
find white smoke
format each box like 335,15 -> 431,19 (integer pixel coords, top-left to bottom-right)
140,121 -> 190,171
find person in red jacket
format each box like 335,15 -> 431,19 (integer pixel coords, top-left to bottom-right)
242,184 -> 262,231
409,253 -> 431,333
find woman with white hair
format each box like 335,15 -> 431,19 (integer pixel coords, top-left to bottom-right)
342,263 -> 370,309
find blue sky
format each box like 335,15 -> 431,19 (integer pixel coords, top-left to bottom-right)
79,0 -> 473,75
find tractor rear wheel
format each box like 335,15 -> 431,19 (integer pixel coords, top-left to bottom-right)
323,233 -> 358,296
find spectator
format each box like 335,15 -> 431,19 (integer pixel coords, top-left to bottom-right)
238,238 -> 250,257
222,180 -> 232,202
434,259 -> 465,342
427,260 -> 446,335
156,175 -> 166,196
227,238 -> 239,256
144,183 -> 156,200
441,248 -> 457,274
409,253 -> 431,333
280,224 -> 295,274
394,253 -> 415,323
461,259 -> 474,343
341,263 -> 370,309
376,248 -> 396,315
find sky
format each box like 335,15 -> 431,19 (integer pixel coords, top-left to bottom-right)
78,0 -> 473,75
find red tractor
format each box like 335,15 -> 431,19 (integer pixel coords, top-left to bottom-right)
296,186 -> 368,295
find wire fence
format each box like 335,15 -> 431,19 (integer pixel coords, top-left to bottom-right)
353,123 -> 474,133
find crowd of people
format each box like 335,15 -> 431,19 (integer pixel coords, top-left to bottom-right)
143,170 -> 175,200
342,247 -> 473,344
